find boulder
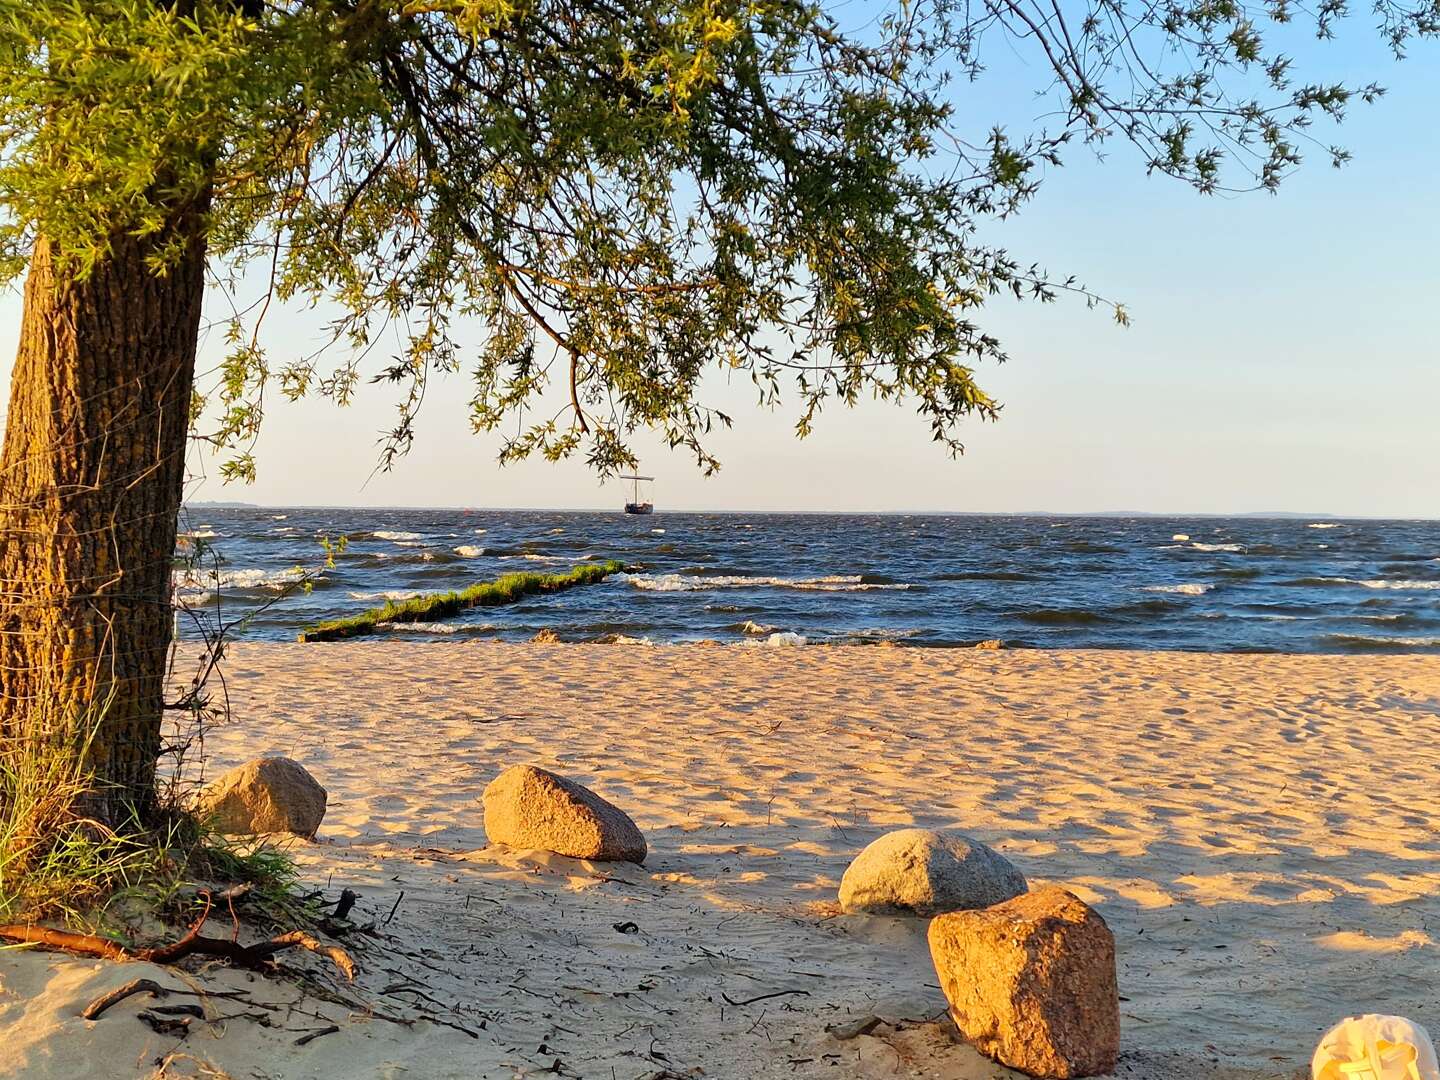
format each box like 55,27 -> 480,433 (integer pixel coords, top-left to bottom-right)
483,765 -> 646,864
198,756 -> 327,838
838,828 -> 1026,917
928,886 -> 1120,1078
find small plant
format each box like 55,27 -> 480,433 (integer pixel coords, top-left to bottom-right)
298,559 -> 626,641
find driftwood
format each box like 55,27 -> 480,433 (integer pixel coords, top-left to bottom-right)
0,891 -> 355,981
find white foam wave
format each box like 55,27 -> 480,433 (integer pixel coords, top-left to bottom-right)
1330,634 -> 1440,648
738,620 -> 778,635
1171,533 -> 1190,542
454,545 -> 485,558
271,514 -> 289,520
1308,523 -> 1342,529
377,620 -> 466,634
1308,577 -> 1440,591
1142,583 -> 1214,596
347,590 -> 422,602
620,573 -> 910,593
1191,543 -> 1243,553
185,528 -> 223,540
372,530 -> 423,541
173,566 -> 310,605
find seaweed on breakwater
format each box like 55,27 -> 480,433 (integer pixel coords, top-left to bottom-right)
297,560 -> 625,642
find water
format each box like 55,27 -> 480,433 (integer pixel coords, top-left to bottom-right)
175,508 -> 1440,651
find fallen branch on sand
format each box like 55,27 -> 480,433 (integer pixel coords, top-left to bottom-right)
0,890 -> 355,981
297,560 -> 625,641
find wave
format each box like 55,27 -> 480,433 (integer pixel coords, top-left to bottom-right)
651,528 -> 666,534
933,570 -> 1038,582
1142,583 -> 1214,596
619,573 -> 911,593
736,620 -> 778,635
377,620 -> 498,634
1308,523 -> 1342,529
183,529 -> 224,540
371,530 -> 423,542
454,545 -> 485,558
842,627 -> 923,642
1289,577 -> 1440,591
178,567 -> 306,591
1017,599 -> 1179,625
173,565 -> 313,606
347,589 -> 422,602
1191,542 -> 1244,553
1325,633 -> 1440,651
1016,608 -> 1108,626
1172,533 -> 1190,541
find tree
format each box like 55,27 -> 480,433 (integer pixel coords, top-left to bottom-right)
0,0 -> 1433,824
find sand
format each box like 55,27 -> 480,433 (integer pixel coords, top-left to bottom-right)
3,643 -> 1439,1079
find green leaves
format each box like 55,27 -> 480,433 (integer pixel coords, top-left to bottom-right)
1,0 -> 1430,480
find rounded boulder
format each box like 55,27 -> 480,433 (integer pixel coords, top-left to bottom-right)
838,828 -> 1026,917
483,765 -> 646,864
197,756 -> 327,839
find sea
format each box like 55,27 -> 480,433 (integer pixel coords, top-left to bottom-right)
174,508 -> 1440,652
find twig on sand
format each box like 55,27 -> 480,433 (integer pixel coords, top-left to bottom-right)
384,891 -> 406,925
721,989 -> 811,1007
294,1023 -> 340,1046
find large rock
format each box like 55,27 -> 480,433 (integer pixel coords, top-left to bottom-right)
928,886 -> 1120,1078
198,756 -> 327,838
838,828 -> 1026,916
483,765 -> 646,864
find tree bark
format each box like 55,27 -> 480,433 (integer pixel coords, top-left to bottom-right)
0,221 -> 207,825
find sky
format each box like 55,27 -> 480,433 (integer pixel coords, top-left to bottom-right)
1,14 -> 1436,516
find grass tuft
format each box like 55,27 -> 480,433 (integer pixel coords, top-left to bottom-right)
298,559 -> 625,641
0,716 -> 305,935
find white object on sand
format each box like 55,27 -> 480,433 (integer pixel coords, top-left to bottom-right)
1313,1015 -> 1440,1080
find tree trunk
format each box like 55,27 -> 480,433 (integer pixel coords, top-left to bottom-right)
0,222 -> 207,826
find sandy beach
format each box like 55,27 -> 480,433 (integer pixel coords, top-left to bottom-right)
3,643 -> 1438,1078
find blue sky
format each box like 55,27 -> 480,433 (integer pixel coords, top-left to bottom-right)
2,14 -> 1436,516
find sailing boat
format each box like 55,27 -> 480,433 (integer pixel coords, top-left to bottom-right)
620,475 -> 654,515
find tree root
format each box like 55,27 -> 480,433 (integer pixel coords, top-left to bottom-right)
0,890 -> 355,982
82,977 -> 169,1020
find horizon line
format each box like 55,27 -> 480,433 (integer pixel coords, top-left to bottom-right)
183,502 -> 1439,522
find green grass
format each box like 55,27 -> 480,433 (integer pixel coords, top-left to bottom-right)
0,710 -> 304,933
297,559 -> 626,642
